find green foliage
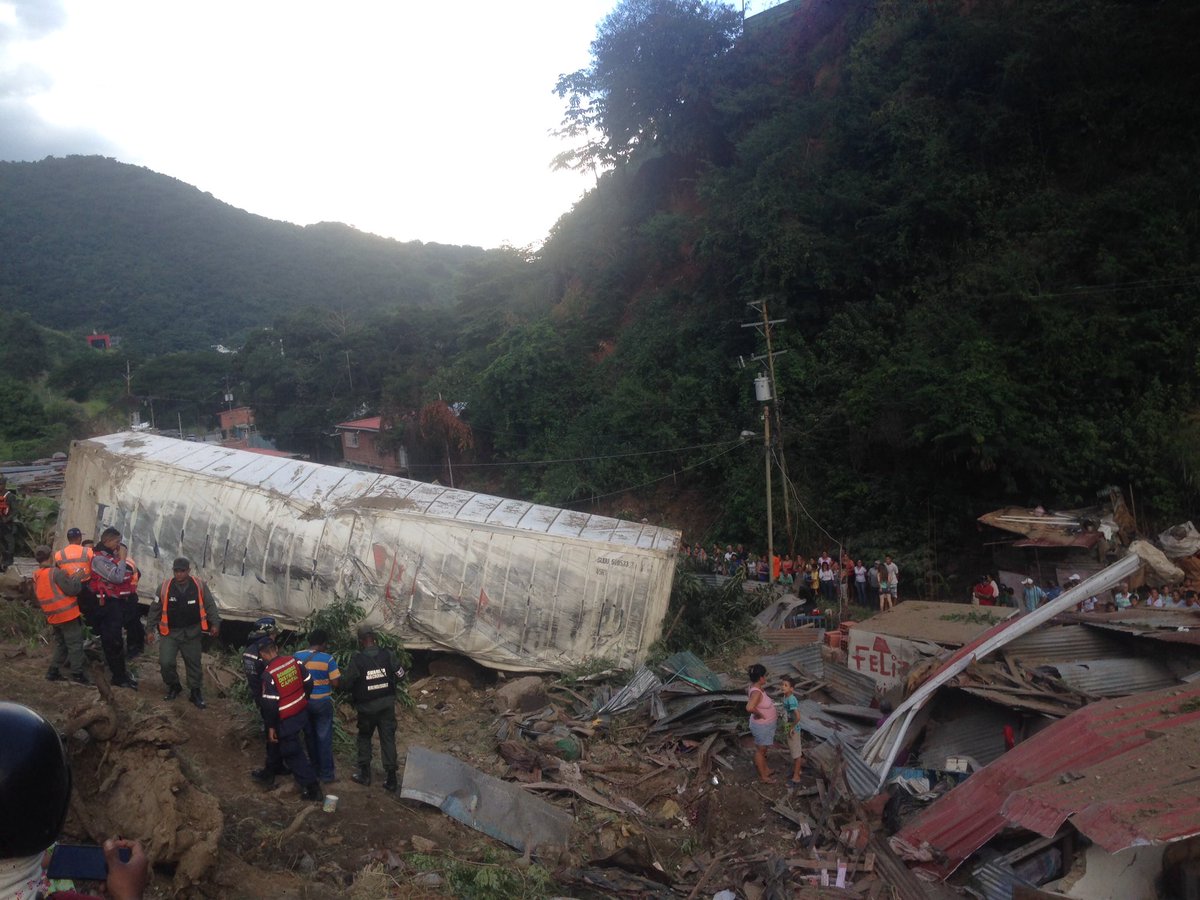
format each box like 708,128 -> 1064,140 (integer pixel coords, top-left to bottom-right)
554,0 -> 742,170
4,0 -> 1200,596
0,597 -> 45,646
407,850 -> 553,900
655,570 -> 764,659
14,496 -> 59,556
297,594 -> 412,676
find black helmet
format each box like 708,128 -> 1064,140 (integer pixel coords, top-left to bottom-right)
0,702 -> 71,857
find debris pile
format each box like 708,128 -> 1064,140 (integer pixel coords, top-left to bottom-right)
387,544 -> 1200,898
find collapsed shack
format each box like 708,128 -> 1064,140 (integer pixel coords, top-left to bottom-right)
892,682 -> 1200,899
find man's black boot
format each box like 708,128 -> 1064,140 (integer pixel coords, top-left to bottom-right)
383,770 -> 398,793
351,765 -> 371,786
189,689 -> 206,709
301,782 -> 322,802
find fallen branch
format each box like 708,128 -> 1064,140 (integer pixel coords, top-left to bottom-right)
278,805 -> 317,846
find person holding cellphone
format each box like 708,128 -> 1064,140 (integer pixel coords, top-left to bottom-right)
0,701 -> 149,899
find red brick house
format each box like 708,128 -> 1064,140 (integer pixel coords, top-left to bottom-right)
219,406 -> 256,441
335,416 -> 408,475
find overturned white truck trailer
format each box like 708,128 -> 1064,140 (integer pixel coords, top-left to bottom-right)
59,433 -> 681,671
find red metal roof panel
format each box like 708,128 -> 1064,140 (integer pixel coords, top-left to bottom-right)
1012,533 -> 1102,549
893,683 -> 1200,879
336,416 -> 383,430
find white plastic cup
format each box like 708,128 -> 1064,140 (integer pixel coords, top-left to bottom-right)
323,794 -> 338,813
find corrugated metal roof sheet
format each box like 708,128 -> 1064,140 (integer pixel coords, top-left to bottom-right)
1002,720 -> 1200,852
1006,625 -> 1124,665
1049,658 -> 1179,696
919,704 -> 1014,770
823,660 -> 879,706
892,681 -> 1200,879
1013,533 -> 1101,549
760,644 -> 825,680
337,416 -> 382,430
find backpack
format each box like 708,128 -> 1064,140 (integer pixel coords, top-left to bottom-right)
59,569 -> 85,597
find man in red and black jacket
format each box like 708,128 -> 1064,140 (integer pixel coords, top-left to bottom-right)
88,527 -> 138,690
258,639 -> 322,802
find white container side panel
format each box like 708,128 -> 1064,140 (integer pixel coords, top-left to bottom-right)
59,436 -> 679,671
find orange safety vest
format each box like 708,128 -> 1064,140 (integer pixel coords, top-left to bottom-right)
54,543 -> 93,579
127,554 -> 140,591
33,566 -> 80,625
157,575 -> 210,635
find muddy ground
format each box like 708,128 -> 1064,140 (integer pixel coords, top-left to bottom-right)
1,569 -> 836,899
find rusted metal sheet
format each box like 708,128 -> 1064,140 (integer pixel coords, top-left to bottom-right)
892,681 -> 1200,879
58,433 -> 681,671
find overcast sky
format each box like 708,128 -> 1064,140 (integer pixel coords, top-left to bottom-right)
0,0 -> 625,248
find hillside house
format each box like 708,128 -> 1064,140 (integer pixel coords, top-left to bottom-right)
335,416 -> 408,475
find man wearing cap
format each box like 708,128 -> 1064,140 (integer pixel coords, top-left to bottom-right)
146,557 -> 220,709
0,475 -> 16,572
245,617 -> 295,787
1022,577 -> 1047,613
55,527 -> 97,627
257,638 -> 322,802
340,624 -> 405,791
32,545 -> 90,685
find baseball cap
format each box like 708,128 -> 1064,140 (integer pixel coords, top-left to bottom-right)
66,527 -> 82,540
356,624 -> 377,640
1068,573 -> 1082,582
1021,577 -> 1034,585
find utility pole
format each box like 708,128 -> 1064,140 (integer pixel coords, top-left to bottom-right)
741,300 -> 788,583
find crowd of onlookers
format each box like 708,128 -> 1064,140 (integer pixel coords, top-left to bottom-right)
678,543 -> 902,609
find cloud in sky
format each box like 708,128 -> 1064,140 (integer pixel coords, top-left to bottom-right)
0,0 -> 616,248
0,0 -> 112,157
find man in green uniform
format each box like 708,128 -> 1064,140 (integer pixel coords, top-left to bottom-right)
146,556 -> 221,709
340,624 -> 405,792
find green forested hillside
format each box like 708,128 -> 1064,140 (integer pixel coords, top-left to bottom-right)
0,155 -> 487,352
3,0 -> 1199,585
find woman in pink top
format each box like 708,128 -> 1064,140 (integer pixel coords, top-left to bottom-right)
746,663 -> 778,784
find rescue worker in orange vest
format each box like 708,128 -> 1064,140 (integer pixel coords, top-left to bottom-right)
32,545 -> 90,685
146,556 -> 220,709
0,475 -> 16,572
120,544 -> 146,661
54,527 -> 97,628
258,638 -> 322,801
88,527 -> 138,690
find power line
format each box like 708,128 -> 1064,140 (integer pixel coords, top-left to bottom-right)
560,439 -> 751,506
